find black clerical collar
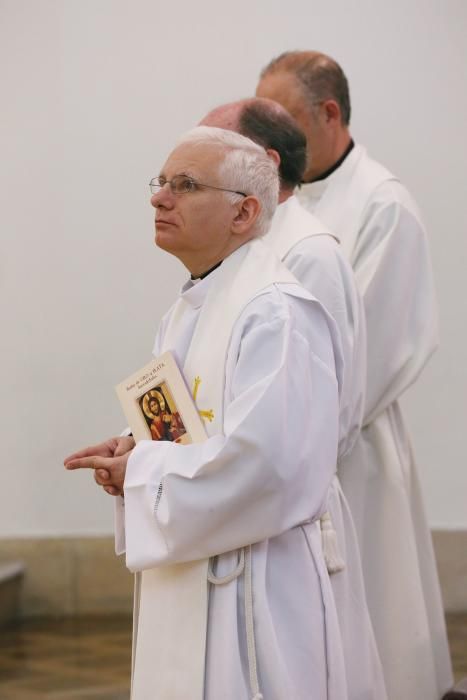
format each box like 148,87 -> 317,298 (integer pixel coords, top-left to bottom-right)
190,260 -> 223,281
304,139 -> 355,184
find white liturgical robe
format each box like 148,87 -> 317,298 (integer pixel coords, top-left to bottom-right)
265,195 -> 366,459
115,239 -> 352,699
264,195 -> 386,700
297,143 -> 453,700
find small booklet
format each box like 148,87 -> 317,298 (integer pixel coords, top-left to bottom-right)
115,351 -> 207,445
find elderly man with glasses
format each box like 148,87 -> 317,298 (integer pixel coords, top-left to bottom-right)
65,126 -> 352,699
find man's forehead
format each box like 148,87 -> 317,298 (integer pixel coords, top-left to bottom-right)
160,142 -> 222,177
256,71 -> 304,112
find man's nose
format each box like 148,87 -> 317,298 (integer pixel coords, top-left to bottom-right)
150,183 -> 174,208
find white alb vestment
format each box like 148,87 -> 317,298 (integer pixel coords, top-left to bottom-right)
264,195 -> 386,699
265,195 -> 366,458
297,143 -> 453,699
115,238 -> 351,699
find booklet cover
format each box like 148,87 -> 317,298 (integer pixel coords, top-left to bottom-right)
115,351 -> 207,445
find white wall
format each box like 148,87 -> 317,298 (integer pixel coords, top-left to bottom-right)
1,0 -> 466,536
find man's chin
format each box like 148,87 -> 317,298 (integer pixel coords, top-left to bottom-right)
155,233 -> 175,252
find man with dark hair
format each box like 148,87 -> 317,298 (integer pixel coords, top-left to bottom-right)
238,100 -> 307,189
257,50 -> 453,700
201,98 -> 387,700
202,98 -> 365,465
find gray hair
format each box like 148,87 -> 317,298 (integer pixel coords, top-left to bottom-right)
175,126 -> 279,236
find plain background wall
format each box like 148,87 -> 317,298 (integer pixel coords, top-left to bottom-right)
1,0 -> 466,536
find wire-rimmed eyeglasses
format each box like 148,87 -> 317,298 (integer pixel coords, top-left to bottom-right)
149,175 -> 247,197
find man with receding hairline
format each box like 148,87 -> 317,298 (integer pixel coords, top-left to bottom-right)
201,96 -> 387,700
201,98 -> 365,462
257,50 -> 453,700
257,52 -> 352,183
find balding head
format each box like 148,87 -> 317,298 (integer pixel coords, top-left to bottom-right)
200,102 -> 243,132
260,51 -> 351,125
256,51 -> 352,181
201,97 -> 307,192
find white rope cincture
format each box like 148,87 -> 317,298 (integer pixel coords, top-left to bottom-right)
320,511 -> 345,574
207,548 -> 245,585
244,545 -> 263,700
207,546 -> 264,700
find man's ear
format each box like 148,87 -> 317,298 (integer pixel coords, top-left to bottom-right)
266,148 -> 281,169
231,196 -> 261,236
322,99 -> 341,124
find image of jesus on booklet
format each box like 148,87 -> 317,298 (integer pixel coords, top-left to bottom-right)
139,385 -> 186,443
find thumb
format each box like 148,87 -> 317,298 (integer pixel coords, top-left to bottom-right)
114,436 -> 135,457
96,469 -> 110,481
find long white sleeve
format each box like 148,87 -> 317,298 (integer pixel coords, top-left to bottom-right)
284,236 -> 366,457
121,291 -> 339,572
352,181 -> 438,425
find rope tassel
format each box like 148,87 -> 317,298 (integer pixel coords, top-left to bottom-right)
320,511 -> 345,574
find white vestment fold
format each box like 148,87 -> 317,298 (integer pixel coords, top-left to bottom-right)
115,238 -> 351,699
264,196 -> 386,700
265,195 -> 366,459
297,144 -> 453,700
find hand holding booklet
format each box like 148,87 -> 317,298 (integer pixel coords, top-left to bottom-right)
115,351 -> 209,699
115,350 -> 207,445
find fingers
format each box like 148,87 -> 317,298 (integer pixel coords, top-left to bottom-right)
103,485 -> 122,497
64,446 -> 98,465
66,451 -> 127,498
114,436 -> 135,457
94,469 -> 122,496
64,438 -> 118,466
94,468 -> 111,485
65,455 -> 113,471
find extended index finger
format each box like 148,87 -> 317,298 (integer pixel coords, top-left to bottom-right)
64,440 -> 115,466
65,455 -> 112,471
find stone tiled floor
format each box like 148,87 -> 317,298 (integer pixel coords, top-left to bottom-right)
0,613 -> 465,698
449,612 -> 467,683
0,616 -> 131,699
